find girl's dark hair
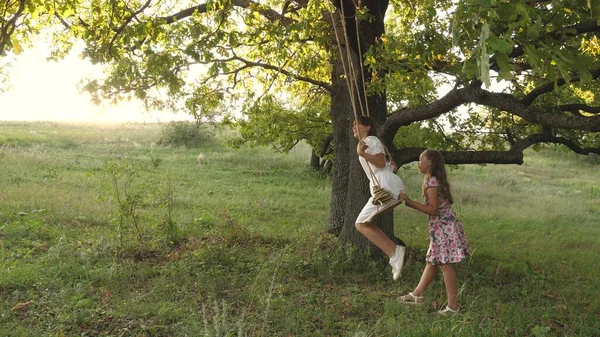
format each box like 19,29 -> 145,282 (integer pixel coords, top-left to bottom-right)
423,149 -> 454,204
356,115 -> 377,137
355,116 -> 393,162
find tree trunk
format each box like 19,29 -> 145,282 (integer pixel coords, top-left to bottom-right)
325,58 -> 352,235
327,0 -> 397,254
310,149 -> 321,170
327,54 -> 397,254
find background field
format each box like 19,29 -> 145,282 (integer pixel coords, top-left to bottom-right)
0,121 -> 599,336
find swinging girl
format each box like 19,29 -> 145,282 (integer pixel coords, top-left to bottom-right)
353,116 -> 406,280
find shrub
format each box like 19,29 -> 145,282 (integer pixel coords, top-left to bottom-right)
158,121 -> 215,147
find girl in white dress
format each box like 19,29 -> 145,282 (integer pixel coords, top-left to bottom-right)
353,116 -> 406,280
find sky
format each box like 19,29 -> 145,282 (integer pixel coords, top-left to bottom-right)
0,44 -> 193,123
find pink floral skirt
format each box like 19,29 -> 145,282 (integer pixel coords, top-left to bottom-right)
426,206 -> 471,265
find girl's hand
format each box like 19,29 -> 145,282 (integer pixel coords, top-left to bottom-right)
399,192 -> 408,202
357,141 -> 367,156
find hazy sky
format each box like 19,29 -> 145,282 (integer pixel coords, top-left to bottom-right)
0,44 -> 193,123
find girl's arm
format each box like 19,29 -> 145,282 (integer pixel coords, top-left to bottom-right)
400,187 -> 440,216
391,160 -> 398,173
357,141 -> 386,168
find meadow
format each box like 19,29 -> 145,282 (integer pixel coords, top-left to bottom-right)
0,121 -> 598,337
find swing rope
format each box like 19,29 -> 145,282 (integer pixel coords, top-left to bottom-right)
329,2 -> 395,206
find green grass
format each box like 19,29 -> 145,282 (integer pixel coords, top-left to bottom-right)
0,121 -> 599,336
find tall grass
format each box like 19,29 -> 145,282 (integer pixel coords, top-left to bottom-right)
0,121 -> 598,336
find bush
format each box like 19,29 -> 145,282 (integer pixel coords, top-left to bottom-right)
158,121 -> 215,147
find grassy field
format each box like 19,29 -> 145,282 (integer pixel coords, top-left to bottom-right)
0,121 -> 599,337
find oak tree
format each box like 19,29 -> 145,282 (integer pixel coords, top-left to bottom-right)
24,0 -> 600,251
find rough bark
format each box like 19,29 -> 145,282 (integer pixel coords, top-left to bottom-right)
325,57 -> 353,235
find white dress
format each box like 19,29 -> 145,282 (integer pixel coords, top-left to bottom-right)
356,136 -> 406,223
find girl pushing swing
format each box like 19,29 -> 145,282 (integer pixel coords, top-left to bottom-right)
398,149 -> 471,315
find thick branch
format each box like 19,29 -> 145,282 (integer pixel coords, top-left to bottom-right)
465,88 -> 600,132
556,104 -> 600,115
380,88 -> 469,143
382,85 -> 600,145
0,0 -> 26,55
522,68 -> 600,104
157,0 -> 295,26
514,133 -> 600,155
393,133 -> 599,166
393,147 -> 525,166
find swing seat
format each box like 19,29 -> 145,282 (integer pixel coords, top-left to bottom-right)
372,198 -> 403,218
371,185 -> 402,218
371,185 -> 394,205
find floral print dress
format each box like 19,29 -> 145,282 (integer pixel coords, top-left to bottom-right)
424,176 -> 471,265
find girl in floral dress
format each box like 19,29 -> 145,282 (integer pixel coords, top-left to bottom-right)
398,149 -> 470,315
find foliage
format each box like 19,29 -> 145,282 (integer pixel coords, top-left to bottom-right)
93,152 -> 185,251
452,0 -> 598,85
158,120 -> 215,147
10,0 -> 591,163
225,94 -> 332,153
0,0 -> 78,57
154,174 -> 184,247
94,156 -> 148,247
363,0 -> 600,156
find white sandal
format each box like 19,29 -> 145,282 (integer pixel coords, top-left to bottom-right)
437,305 -> 460,315
398,292 -> 424,304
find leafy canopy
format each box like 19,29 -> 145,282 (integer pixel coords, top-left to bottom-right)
4,0 -> 600,157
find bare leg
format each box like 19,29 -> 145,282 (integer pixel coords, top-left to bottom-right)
412,262 -> 437,296
440,264 -> 459,310
355,222 -> 397,257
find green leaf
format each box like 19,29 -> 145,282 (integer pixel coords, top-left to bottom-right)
494,51 -> 513,81
462,55 -> 479,79
589,0 -> 600,21
487,35 -> 512,54
11,40 -> 23,55
527,15 -> 543,40
479,23 -> 490,87
451,11 -> 461,48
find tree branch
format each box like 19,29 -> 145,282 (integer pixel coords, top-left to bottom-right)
0,0 -> 25,55
522,68 -> 600,104
157,0 -> 295,26
109,0 -> 153,53
489,19 -> 600,70
555,104 -> 600,115
393,133 -> 600,166
464,88 -> 600,132
54,12 -> 71,30
381,84 -> 600,145
234,55 -> 332,91
512,133 -> 600,155
393,147 -> 525,166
